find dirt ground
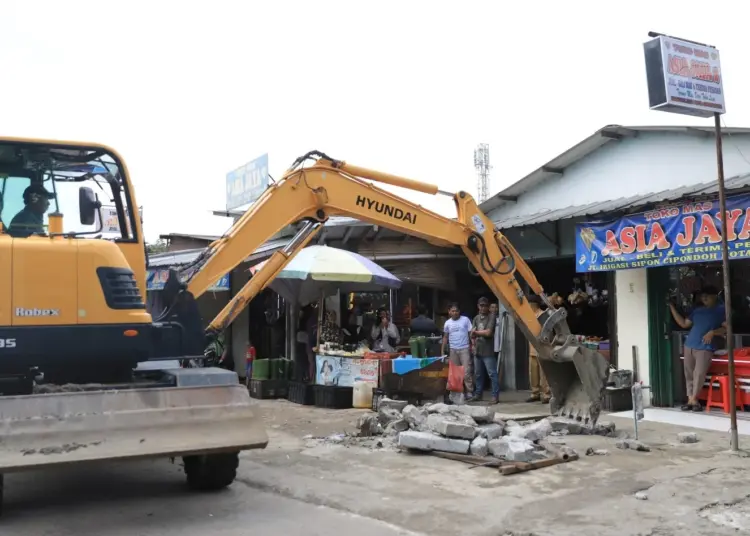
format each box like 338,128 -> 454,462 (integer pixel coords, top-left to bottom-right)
242,392 -> 750,536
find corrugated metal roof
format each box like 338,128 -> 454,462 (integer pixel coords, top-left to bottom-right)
148,237 -> 290,269
480,125 -> 750,214
495,172 -> 750,229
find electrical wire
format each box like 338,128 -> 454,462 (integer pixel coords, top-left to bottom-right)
721,117 -> 750,171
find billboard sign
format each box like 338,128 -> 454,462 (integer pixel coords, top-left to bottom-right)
644,35 -> 725,118
226,153 -> 269,210
575,192 -> 750,272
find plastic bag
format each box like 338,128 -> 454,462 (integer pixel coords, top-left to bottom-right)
447,362 -> 465,392
448,391 -> 465,405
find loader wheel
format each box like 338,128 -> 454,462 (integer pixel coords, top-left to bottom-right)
183,452 -> 239,491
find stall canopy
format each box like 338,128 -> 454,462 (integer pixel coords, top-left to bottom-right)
250,245 -> 401,305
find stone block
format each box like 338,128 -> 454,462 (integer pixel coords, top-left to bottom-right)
378,398 -> 408,413
398,431 -> 470,454
402,405 -> 428,429
594,421 -> 616,437
678,432 -> 699,444
470,436 -> 489,457
489,436 -> 537,462
427,414 -> 476,439
476,423 -> 504,440
357,414 -> 382,437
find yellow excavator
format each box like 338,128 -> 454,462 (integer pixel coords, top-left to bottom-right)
0,138 -> 609,511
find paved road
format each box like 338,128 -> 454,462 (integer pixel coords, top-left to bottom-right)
1,460 -> 418,536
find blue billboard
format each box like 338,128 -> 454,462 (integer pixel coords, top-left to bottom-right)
226,153 -> 269,210
575,192 -> 750,272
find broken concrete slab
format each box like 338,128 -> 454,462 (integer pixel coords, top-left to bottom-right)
453,404 -> 495,423
594,421 -> 616,436
398,431 -> 470,454
507,418 -> 552,442
385,419 -> 409,435
427,414 -> 476,439
585,447 -> 609,456
378,407 -> 402,426
470,436 -> 489,457
615,439 -> 651,452
402,404 -> 428,429
357,414 -> 382,437
678,432 -> 699,444
378,398 -> 408,413
549,417 -> 585,435
476,423 -> 504,440
425,403 -> 453,414
488,436 -> 537,462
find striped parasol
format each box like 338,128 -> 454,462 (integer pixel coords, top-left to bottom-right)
250,245 -> 401,305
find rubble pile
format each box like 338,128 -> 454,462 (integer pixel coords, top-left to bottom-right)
354,398 -> 620,462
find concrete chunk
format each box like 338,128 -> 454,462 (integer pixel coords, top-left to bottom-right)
398,431 -> 470,454
616,439 -> 651,452
489,436 -> 537,462
402,405 -> 428,429
508,418 -> 553,442
470,436 -> 489,457
453,404 -> 495,423
378,398 -> 408,413
427,414 -> 476,439
549,417 -> 585,435
356,414 -> 382,437
678,432 -> 699,444
476,423 -> 504,440
594,421 -> 616,437
385,419 -> 409,435
426,403 -> 453,414
377,407 -> 402,426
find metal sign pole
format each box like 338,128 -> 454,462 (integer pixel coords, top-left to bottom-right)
714,113 -> 739,451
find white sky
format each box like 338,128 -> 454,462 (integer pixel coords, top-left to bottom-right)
3,1 -> 748,242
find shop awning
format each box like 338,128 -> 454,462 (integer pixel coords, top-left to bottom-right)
147,270 -> 230,292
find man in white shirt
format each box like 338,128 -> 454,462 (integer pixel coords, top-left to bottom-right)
441,303 -> 474,400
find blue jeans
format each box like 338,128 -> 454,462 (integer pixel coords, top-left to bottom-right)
474,355 -> 500,399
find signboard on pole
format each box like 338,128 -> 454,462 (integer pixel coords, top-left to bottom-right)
643,35 -> 725,118
225,154 -> 269,211
575,192 -> 750,272
97,205 -> 143,237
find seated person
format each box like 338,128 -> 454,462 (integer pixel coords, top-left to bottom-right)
7,184 -> 54,238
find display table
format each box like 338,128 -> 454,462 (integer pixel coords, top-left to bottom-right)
315,354 -> 380,387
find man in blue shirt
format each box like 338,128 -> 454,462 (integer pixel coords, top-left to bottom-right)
668,286 -> 727,412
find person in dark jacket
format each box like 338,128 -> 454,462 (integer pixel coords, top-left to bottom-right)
410,304 -> 439,336
7,183 -> 54,237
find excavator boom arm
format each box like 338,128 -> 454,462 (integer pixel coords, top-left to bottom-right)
190,153 -> 609,423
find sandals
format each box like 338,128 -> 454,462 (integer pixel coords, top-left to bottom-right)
681,403 -> 703,412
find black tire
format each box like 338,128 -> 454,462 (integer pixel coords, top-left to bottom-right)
183,452 -> 239,491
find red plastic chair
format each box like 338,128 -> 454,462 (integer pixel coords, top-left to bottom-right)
706,374 -> 744,414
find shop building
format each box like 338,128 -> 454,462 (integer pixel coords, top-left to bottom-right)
480,124 -> 750,407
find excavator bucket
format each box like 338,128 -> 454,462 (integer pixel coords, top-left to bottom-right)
539,342 -> 610,425
0,380 -> 268,473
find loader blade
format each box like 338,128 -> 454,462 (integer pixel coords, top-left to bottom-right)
0,384 -> 268,473
539,343 -> 609,425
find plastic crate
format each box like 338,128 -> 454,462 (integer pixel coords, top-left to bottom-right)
287,381 -> 315,405
248,379 -> 288,400
313,385 -> 354,409
602,387 -> 632,412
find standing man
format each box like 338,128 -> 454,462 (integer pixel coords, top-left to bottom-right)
668,286 -> 726,412
441,303 -> 474,400
527,296 -> 551,403
410,304 -> 439,336
472,297 -> 499,404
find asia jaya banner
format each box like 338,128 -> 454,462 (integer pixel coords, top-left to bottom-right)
575,193 -> 750,272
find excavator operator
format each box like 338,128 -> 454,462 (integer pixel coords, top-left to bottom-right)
7,183 -> 53,237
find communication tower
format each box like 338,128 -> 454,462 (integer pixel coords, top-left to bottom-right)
474,143 -> 491,203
